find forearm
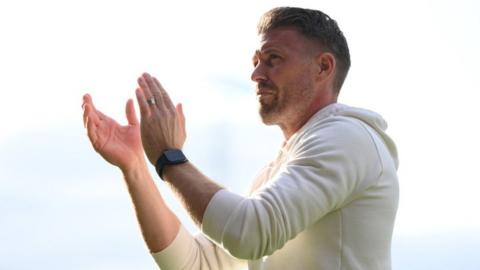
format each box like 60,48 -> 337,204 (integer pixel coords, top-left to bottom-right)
135,73 -> 222,226
163,162 -> 224,225
122,162 -> 180,253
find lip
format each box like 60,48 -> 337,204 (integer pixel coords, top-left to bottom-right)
256,88 -> 275,96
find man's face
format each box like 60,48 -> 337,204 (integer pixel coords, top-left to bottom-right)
251,27 -> 319,127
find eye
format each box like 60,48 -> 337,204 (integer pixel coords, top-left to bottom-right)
270,54 -> 280,60
266,54 -> 281,66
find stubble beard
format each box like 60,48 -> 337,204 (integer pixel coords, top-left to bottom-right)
258,80 -> 315,129
258,92 -> 283,125
257,79 -> 282,125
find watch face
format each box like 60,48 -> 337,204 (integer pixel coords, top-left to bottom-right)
164,150 -> 187,163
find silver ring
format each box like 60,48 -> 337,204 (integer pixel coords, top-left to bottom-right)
147,97 -> 156,105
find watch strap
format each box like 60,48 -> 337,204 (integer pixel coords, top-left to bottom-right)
155,149 -> 188,180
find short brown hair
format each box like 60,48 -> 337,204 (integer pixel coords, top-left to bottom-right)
258,7 -> 351,93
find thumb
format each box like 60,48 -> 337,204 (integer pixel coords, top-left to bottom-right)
126,99 -> 139,125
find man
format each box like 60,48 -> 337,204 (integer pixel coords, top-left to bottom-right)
82,7 -> 399,270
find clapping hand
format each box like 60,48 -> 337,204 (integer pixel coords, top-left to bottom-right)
135,73 -> 186,165
82,94 -> 146,172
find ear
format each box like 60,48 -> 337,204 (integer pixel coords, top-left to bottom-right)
315,52 -> 336,82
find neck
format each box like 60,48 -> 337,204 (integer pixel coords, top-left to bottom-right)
280,99 -> 337,141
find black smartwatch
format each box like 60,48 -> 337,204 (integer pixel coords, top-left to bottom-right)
155,149 -> 188,180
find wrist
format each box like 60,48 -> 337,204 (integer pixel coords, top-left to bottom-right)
155,149 -> 188,180
120,156 -> 149,179
162,161 -> 189,182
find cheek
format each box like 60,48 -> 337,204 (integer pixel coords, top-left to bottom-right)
273,62 -> 314,97
285,74 -> 315,102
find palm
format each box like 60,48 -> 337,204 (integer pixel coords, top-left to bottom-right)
83,95 -> 144,170
95,116 -> 142,167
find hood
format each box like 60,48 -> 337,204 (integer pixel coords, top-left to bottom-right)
325,103 -> 399,169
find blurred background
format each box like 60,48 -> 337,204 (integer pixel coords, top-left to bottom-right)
1,0 -> 479,269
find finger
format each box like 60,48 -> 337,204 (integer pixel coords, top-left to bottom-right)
152,76 -> 175,111
83,94 -> 98,112
82,102 -> 89,127
137,74 -> 155,105
83,103 -> 90,127
82,94 -> 88,109
83,103 -> 101,128
135,88 -> 151,118
95,109 -> 109,121
125,99 -> 139,125
86,113 -> 99,146
142,73 -> 166,113
82,93 -> 91,108
176,102 -> 186,133
83,94 -> 106,120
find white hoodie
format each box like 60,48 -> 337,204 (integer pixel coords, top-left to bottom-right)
153,103 -> 399,270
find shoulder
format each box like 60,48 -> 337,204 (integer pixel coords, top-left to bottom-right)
292,115 -> 375,157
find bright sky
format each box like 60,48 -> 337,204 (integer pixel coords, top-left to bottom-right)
1,0 -> 479,269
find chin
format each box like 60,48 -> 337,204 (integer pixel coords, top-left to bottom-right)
259,109 -> 279,126
260,118 -> 276,126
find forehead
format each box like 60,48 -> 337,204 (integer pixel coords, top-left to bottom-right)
256,27 -> 312,52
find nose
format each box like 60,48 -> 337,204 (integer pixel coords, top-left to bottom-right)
251,63 -> 268,82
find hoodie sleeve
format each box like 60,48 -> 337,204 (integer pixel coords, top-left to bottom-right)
151,225 -> 246,270
201,117 -> 383,260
